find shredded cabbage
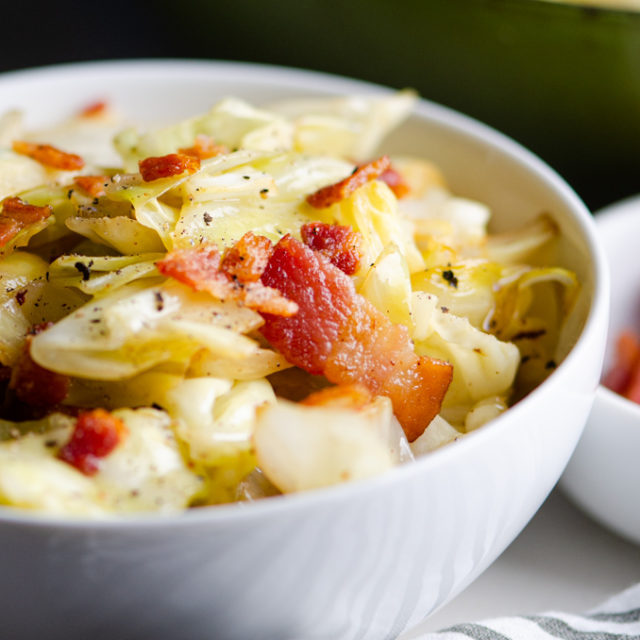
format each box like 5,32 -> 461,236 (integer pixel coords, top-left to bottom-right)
0,92 -> 580,516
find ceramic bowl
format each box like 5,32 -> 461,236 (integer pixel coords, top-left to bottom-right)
0,60 -> 608,640
561,197 -> 640,546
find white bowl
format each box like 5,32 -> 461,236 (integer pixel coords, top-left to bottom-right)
561,196 -> 640,546
0,60 -> 608,640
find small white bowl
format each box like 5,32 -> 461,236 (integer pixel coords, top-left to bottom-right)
561,197 -> 640,545
0,60 -> 609,640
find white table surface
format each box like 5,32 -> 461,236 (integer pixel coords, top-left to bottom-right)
401,487 -> 640,637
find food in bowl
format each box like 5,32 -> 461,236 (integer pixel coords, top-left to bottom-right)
602,329 -> 640,402
0,61 -> 608,640
0,87 -> 581,516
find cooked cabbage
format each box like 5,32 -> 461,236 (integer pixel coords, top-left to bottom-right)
0,91 -> 580,516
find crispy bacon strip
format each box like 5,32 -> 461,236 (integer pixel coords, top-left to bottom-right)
301,222 -> 362,275
179,134 -> 229,160
78,100 -> 108,117
12,140 -> 85,171
0,218 -> 19,247
260,235 -> 452,441
9,324 -> 70,408
380,167 -> 410,199
0,197 -> 52,248
220,232 -> 273,282
139,153 -> 201,182
301,383 -> 373,410
156,233 -> 298,317
58,409 -> 127,476
74,174 -> 110,198
157,244 -> 229,298
306,155 -> 391,209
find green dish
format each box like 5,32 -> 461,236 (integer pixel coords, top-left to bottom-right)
165,0 -> 640,211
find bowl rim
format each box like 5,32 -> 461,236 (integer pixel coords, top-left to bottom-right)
0,58 -> 610,529
596,384 -> 640,418
593,193 -> 640,417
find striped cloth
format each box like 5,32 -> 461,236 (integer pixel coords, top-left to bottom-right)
421,583 -> 640,640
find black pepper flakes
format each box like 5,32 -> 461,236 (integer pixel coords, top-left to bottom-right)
74,261 -> 91,281
155,291 -> 165,312
545,360 -> 557,370
203,212 -> 213,226
442,269 -> 458,288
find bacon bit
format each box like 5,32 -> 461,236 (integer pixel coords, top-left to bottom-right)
28,321 -> 55,336
260,235 -> 453,441
9,332 -> 70,408
301,222 -> 363,275
12,140 -> 85,171
179,134 -> 229,160
306,155 -> 391,209
241,283 -> 299,317
74,174 -> 110,198
603,330 -> 640,402
58,409 -> 127,476
221,232 -> 273,282
157,244 -> 228,297
79,100 -> 108,118
156,234 -> 298,317
0,197 -> 53,248
15,289 -> 27,306
0,218 -> 19,247
139,153 -> 201,182
301,383 -> 373,409
380,167 -> 410,199
1,197 -> 53,224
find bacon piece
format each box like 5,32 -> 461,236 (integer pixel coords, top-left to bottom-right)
0,197 -> 52,248
260,235 -> 452,441
221,232 -> 273,282
380,167 -> 410,199
301,222 -> 362,275
0,218 -> 19,247
602,330 -> 640,395
74,174 -> 109,198
9,326 -> 70,408
306,155 -> 391,209
301,383 -> 373,410
156,234 -> 298,317
157,244 -> 229,298
12,140 -> 85,171
58,409 -> 127,476
79,100 -> 108,117
139,153 -> 200,182
179,134 -> 229,160
260,236 -> 354,374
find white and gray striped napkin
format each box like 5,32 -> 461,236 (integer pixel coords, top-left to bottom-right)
418,583 -> 640,640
